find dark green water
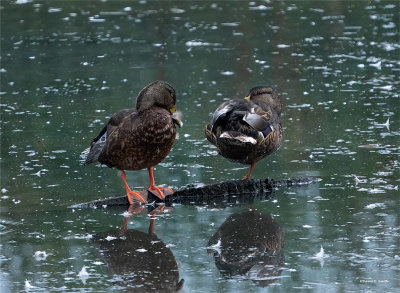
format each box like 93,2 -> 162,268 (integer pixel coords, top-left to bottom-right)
1,1 -> 399,292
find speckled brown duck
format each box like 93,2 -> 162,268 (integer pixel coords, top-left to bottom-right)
205,86 -> 283,179
83,80 -> 181,204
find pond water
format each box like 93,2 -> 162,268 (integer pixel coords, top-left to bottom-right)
1,1 -> 399,292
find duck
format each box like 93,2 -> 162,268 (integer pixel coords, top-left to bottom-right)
83,80 -> 181,204
205,86 -> 282,179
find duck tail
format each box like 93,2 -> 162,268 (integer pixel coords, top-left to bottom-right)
80,124 -> 108,165
82,141 -> 105,165
80,129 -> 107,165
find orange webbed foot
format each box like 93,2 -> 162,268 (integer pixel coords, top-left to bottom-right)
126,190 -> 147,205
148,185 -> 174,200
146,167 -> 173,200
120,171 -> 147,205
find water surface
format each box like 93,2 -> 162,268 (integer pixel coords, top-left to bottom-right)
1,1 -> 399,292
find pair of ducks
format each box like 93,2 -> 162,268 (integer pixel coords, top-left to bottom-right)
83,81 -> 283,205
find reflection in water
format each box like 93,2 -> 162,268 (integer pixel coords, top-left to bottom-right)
91,205 -> 184,292
208,210 -> 284,286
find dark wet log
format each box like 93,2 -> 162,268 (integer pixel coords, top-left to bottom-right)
70,177 -> 320,209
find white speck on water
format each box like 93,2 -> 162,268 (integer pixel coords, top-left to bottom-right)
13,199 -> 21,204
382,22 -> 395,29
249,5 -> 271,11
221,22 -> 239,27
220,71 -> 234,76
365,203 -> 386,210
277,44 -> 290,48
122,211 -> 132,217
48,7 -> 62,13
288,103 -> 311,108
32,170 -> 41,177
314,246 -> 325,258
136,248 -> 147,252
185,41 -> 220,47
379,85 -> 393,91
369,60 -> 381,70
78,266 -> 89,277
105,236 -> 117,241
303,225 -> 312,229
52,149 -> 67,153
374,117 -> 390,130
34,251 -> 48,261
1,188 -> 8,193
255,59 -> 266,64
353,174 -> 367,184
207,239 -> 222,255
88,17 -> 105,23
311,246 -> 327,266
16,0 -> 32,4
382,43 -> 397,51
25,279 -> 35,290
78,266 -> 89,284
170,7 -> 185,14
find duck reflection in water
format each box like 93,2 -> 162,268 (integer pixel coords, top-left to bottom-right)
91,204 -> 184,292
207,210 -> 284,286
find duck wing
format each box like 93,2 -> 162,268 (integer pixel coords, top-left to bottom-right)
83,109 -> 135,164
207,99 -> 269,140
206,100 -> 233,144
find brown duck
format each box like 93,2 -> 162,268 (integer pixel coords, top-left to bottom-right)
205,86 -> 283,179
83,81 -> 181,204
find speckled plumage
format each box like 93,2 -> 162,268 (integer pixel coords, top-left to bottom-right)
83,80 -> 179,203
97,107 -> 176,170
205,86 -> 283,178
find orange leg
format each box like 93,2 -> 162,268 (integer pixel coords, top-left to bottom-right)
147,167 -> 174,200
148,205 -> 174,235
243,162 -> 256,180
148,205 -> 165,235
120,171 -> 146,205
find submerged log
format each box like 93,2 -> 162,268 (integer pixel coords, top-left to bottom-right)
71,177 -> 320,209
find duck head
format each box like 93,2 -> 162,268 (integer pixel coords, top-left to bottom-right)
136,80 -> 177,114
245,86 -> 282,114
